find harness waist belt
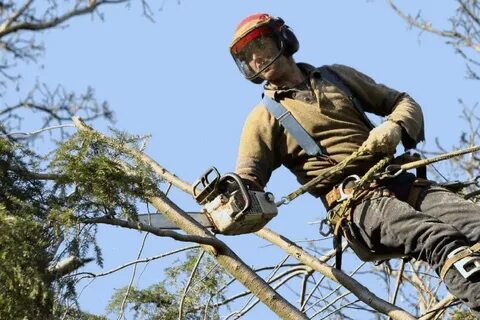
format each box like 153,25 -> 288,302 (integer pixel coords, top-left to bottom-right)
325,185 -> 354,209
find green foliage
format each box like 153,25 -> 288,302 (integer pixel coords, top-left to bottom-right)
107,249 -> 229,320
451,309 -> 480,320
0,139 -> 46,218
0,139 -> 56,319
0,206 -> 52,319
54,306 -> 108,320
51,130 -> 162,221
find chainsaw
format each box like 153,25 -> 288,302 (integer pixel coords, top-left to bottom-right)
138,167 -> 278,235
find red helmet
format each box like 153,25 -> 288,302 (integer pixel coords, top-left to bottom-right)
229,13 -> 299,83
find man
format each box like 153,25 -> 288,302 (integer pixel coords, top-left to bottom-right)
229,13 -> 480,314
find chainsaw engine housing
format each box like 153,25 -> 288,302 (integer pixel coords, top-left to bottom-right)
204,189 -> 278,235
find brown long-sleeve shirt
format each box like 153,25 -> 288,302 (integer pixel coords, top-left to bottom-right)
235,63 -> 424,197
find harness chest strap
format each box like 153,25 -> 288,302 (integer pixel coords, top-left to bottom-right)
261,65 -> 375,159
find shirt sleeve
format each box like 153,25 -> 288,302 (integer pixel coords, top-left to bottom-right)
330,64 -> 425,146
235,104 -> 283,188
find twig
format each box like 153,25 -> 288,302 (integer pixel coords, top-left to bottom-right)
203,295 -> 213,320
117,231 -> 149,320
304,262 -> 366,314
318,299 -> 360,320
178,250 -> 205,320
388,258 -> 406,320
310,291 -> 352,319
1,123 -> 75,138
418,294 -> 458,320
300,244 -> 346,311
69,246 -> 199,280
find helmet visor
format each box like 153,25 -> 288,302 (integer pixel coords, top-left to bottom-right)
230,28 -> 283,80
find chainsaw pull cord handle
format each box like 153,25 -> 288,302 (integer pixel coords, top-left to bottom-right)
218,173 -> 251,221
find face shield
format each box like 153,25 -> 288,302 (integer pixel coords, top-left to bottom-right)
230,27 -> 284,81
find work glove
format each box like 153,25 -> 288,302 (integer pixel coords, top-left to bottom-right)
361,120 -> 402,154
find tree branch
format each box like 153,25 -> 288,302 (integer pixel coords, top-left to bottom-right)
80,216 -> 218,246
0,0 -> 128,37
67,245 -> 199,280
255,228 -> 417,320
47,255 -> 94,278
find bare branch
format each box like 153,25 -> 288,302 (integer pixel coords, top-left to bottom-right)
80,216 -> 219,246
178,250 -> 205,320
0,0 -> 128,37
255,228 -> 417,320
117,232 -> 149,320
67,245 -> 199,280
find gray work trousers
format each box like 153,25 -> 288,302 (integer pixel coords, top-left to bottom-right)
350,173 -> 480,313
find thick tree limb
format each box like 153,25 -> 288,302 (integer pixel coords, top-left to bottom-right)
73,117 -> 308,320
147,194 -> 308,320
72,117 -> 414,318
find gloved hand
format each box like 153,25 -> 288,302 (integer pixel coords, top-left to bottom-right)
361,120 -> 402,154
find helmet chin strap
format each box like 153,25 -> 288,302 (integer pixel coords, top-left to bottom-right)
246,40 -> 285,81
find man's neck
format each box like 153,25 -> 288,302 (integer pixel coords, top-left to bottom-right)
269,62 -> 306,89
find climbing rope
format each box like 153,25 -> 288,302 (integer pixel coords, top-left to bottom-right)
277,144 -> 480,208
276,148 -> 372,207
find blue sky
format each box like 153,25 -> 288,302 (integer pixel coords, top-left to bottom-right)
20,1 -> 478,318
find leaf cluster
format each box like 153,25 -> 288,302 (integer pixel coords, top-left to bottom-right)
107,249 -> 229,320
0,206 -> 52,319
51,129 -> 163,221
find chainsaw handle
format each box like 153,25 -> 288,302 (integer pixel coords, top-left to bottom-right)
191,167 -> 220,204
219,173 -> 251,219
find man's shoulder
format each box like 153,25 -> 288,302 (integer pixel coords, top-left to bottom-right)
246,101 -> 272,120
310,63 -> 358,74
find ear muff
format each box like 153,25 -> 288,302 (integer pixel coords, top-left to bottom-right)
280,25 -> 299,56
272,17 -> 299,56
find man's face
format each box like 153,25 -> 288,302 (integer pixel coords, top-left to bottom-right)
245,36 -> 281,75
232,34 -> 283,80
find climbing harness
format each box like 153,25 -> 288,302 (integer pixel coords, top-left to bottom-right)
276,145 -> 480,269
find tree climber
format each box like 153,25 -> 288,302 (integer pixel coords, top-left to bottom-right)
229,13 -> 480,314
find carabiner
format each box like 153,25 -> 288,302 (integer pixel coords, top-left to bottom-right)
319,218 -> 333,237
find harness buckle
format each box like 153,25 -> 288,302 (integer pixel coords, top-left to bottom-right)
446,246 -> 480,280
